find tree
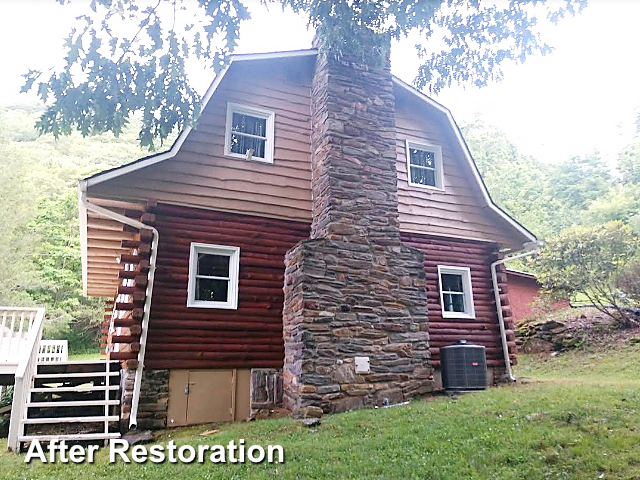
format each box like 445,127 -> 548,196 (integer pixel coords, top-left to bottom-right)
0,103 -> 145,352
548,152 -> 612,214
617,139 -> 640,185
23,0 -> 586,148
535,221 -> 639,325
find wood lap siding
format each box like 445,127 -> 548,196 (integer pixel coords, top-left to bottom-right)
400,232 -> 515,368
88,60 -> 526,249
395,92 -> 524,249
144,204 -> 310,370
90,59 -> 313,222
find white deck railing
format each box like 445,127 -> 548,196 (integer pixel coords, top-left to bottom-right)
38,340 -> 68,363
6,307 -> 46,451
0,308 -> 38,365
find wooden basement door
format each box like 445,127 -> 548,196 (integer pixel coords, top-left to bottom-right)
167,369 -> 251,426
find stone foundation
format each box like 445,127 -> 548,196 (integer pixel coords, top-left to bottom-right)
282,37 -> 433,416
120,368 -> 169,431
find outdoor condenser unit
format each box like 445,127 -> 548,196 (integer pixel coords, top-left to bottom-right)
440,340 -> 487,390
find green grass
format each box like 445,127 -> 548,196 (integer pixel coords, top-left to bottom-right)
68,351 -> 102,361
2,344 -> 640,479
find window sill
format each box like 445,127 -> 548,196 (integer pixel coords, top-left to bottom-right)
408,181 -> 445,192
441,311 -> 476,320
223,151 -> 274,164
187,301 -> 238,310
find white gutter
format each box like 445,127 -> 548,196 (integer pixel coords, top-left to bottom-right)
79,183 -> 159,429
490,240 -> 542,382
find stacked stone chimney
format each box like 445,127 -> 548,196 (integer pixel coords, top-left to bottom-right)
282,38 -> 433,416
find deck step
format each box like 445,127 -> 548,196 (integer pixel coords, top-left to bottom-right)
34,372 -> 119,379
30,385 -> 120,393
22,415 -> 119,424
27,399 -> 120,408
19,432 -> 121,442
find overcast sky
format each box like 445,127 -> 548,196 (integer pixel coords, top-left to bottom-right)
1,1 -> 638,166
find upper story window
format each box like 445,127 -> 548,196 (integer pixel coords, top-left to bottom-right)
224,102 -> 275,163
187,243 -> 240,309
437,265 -> 475,319
405,140 -> 444,190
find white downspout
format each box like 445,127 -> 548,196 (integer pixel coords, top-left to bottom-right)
490,241 -> 542,382
79,184 -> 159,429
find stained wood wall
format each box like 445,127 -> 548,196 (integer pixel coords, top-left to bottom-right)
143,204 -> 309,370
400,232 -> 516,368
90,57 -> 314,222
394,91 -> 525,249
87,57 -> 528,250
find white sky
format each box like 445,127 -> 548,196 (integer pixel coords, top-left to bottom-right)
1,0 -> 638,165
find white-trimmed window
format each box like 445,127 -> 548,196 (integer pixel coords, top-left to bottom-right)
437,265 -> 475,319
405,140 -> 444,190
187,243 -> 240,309
224,102 -> 275,163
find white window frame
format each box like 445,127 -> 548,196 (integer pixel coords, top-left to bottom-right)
187,243 -> 240,309
437,265 -> 475,319
224,102 -> 275,164
405,139 -> 444,191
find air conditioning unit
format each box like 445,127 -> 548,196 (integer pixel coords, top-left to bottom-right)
440,340 -> 487,390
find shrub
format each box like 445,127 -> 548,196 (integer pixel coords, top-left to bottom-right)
536,221 -> 639,325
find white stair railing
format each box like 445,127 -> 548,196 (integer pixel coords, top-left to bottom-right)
6,307 -> 46,451
38,340 -> 68,363
0,307 -> 37,364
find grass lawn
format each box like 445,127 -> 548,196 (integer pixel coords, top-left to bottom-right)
2,343 -> 640,479
68,351 -> 103,361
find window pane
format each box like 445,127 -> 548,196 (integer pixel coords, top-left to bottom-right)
409,148 -> 435,168
198,254 -> 230,277
441,273 -> 464,292
230,133 -> 266,158
410,166 -> 436,187
196,278 -> 229,302
231,113 -> 267,137
444,293 -> 465,313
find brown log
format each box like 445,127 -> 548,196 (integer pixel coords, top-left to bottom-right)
149,319 -> 282,332
144,350 -> 283,361
152,204 -> 309,233
109,351 -> 138,360
145,343 -> 282,353
118,254 -> 145,264
110,335 -> 140,344
113,317 -> 139,328
428,322 -> 498,329
121,240 -> 141,249
145,359 -> 283,370
115,302 -> 135,311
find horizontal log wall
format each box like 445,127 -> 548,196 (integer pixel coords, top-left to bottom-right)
144,204 -> 310,370
400,232 -> 516,368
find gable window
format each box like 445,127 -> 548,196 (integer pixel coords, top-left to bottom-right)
405,140 -> 444,190
437,265 -> 475,319
187,243 -> 240,309
224,102 -> 275,163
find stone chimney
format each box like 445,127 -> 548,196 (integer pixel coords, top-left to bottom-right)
282,36 -> 432,416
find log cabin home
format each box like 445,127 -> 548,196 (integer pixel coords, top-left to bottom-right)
77,47 -> 538,430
